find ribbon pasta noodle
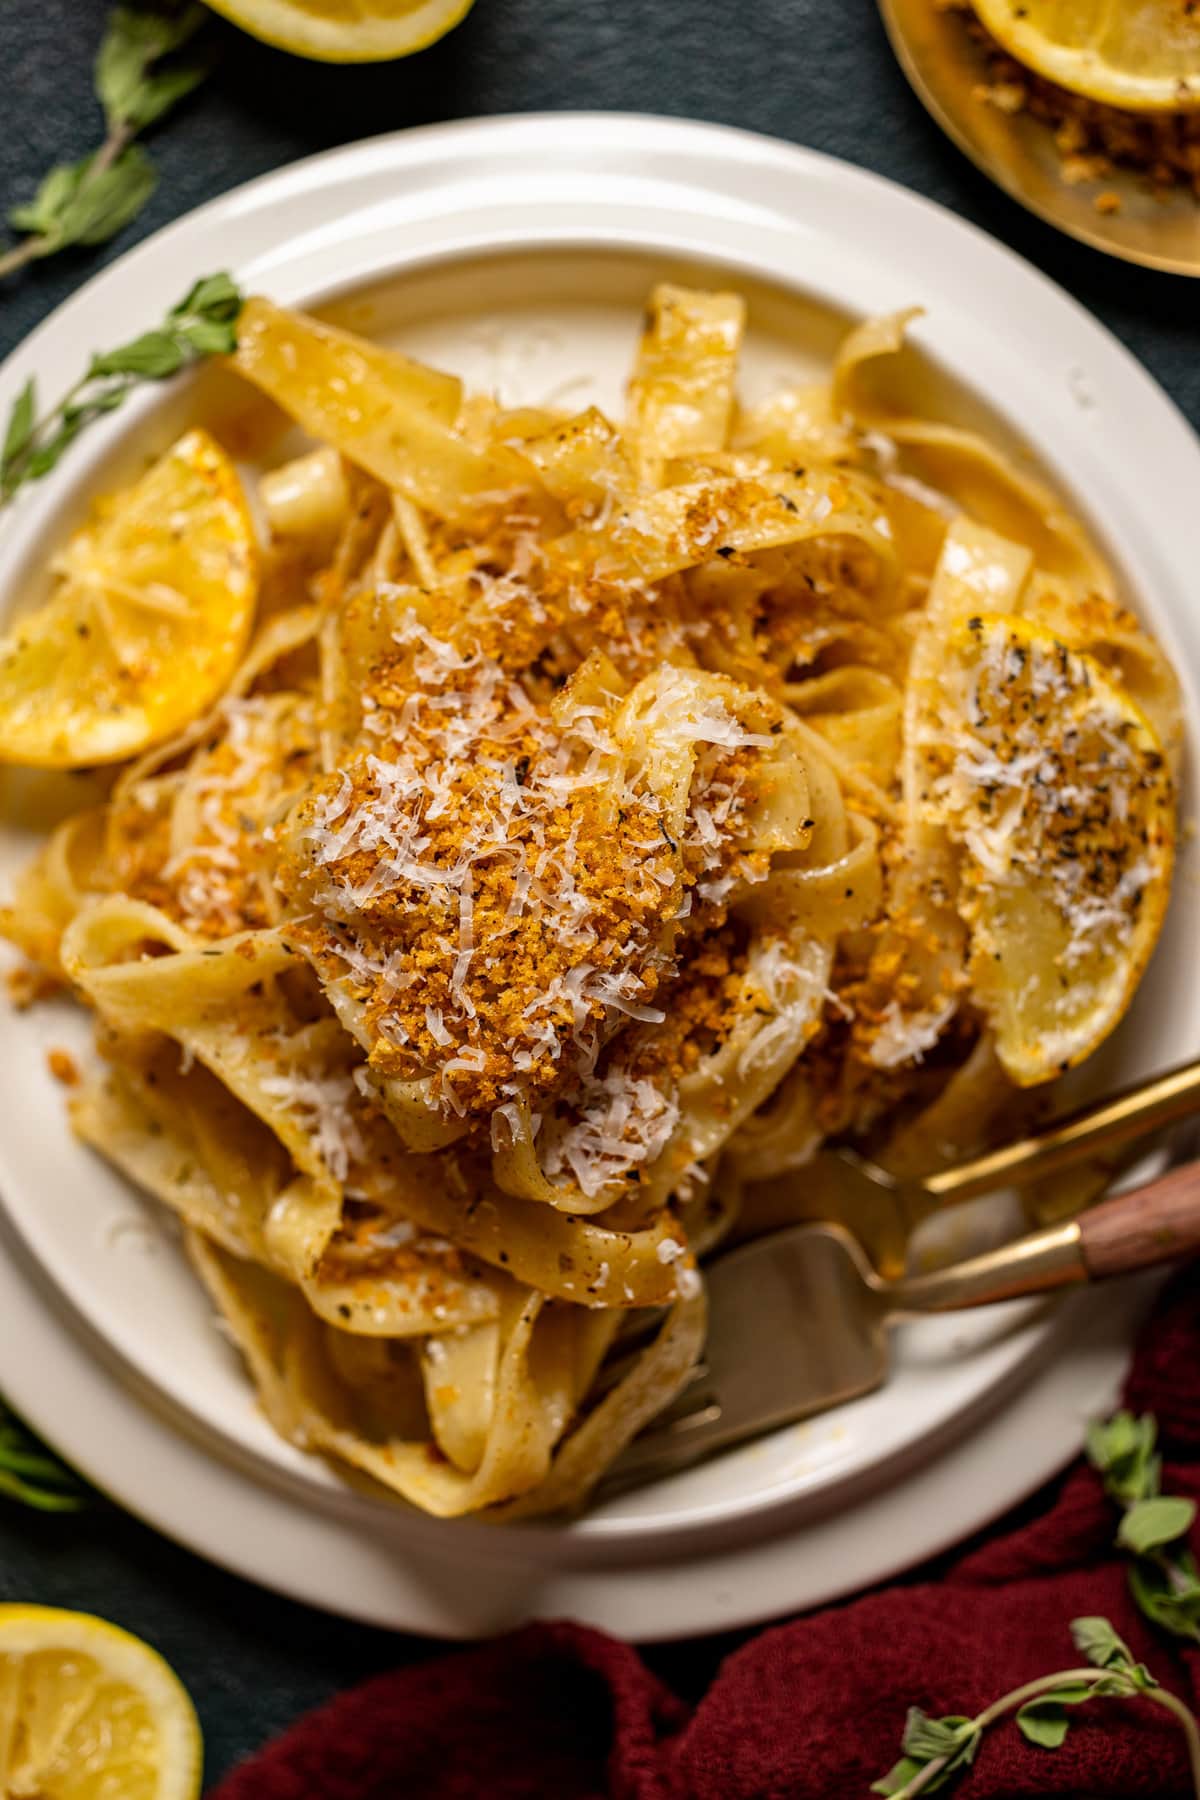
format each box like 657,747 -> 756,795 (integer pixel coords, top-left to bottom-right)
0,284 -> 1179,1516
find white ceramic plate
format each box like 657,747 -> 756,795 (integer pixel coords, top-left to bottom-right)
0,115 -> 1197,1638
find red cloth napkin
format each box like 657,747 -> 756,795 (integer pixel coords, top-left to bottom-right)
213,1269 -> 1200,1799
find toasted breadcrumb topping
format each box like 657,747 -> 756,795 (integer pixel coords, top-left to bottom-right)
940,0 -> 1200,206
279,612 -> 768,1125
46,1047 -> 81,1086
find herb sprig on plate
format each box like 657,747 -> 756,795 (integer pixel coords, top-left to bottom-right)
1,273 -> 244,507
0,2 -> 217,284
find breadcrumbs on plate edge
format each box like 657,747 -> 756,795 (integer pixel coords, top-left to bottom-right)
46,1047 -> 81,1087
6,965 -> 63,1010
941,0 -> 1200,207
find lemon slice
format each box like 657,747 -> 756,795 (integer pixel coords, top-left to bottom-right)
0,1604 -> 201,1798
971,0 -> 1200,112
204,0 -> 475,61
914,613 -> 1174,1085
0,430 -> 256,768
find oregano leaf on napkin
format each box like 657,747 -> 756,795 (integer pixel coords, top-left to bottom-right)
1087,1410 -> 1160,1507
1129,1556 -> 1200,1639
1088,1411 -> 1200,1643
1015,1702 -> 1072,1749
900,1712 -> 976,1761
1069,1616 -> 1143,1673
873,1618 -> 1200,1799
1119,1496 -> 1198,1557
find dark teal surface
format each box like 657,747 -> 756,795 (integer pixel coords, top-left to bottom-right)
0,1 -> 1196,1784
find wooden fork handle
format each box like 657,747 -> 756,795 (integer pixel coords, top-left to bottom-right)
1079,1159 -> 1200,1280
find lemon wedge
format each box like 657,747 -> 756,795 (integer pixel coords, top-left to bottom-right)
914,613 -> 1174,1085
0,430 -> 256,768
204,0 -> 475,61
971,0 -> 1200,112
0,1604 -> 201,1799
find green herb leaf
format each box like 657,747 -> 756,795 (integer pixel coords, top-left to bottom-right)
166,271 -> 244,355
95,2 -> 210,133
171,271 -> 242,318
0,273 -> 243,507
1017,1703 -> 1072,1749
1027,1680 -> 1098,1707
1016,1678 -> 1106,1751
11,146 -> 158,258
9,161 -> 88,240
869,1711 -> 981,1795
2,380 -> 36,477
0,1399 -> 88,1511
1128,1557 -> 1200,1643
172,315 -> 239,358
872,1709 -> 982,1792
901,1711 -> 974,1761
871,1756 -> 924,1797
1086,1409 -> 1145,1472
2,4 -> 216,283
64,145 -> 158,249
90,331 -> 185,380
1071,1617 -> 1135,1672
875,1611 -> 1200,1800
1087,1411 -> 1160,1508
120,44 -> 215,136
25,415 -> 89,481
870,1738 -> 977,1798
0,1468 -> 88,1513
1119,1496 -> 1198,1557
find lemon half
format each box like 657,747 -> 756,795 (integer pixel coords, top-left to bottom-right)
0,1604 -> 201,1799
204,0 -> 475,62
971,0 -> 1200,113
915,613 -> 1174,1085
0,429 -> 256,769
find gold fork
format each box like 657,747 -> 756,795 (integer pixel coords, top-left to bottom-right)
739,1053 -> 1200,1276
604,1054 -> 1200,1492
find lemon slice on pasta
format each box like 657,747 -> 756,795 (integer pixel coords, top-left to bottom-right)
0,430 -> 256,768
916,613 -> 1174,1085
971,0 -> 1200,113
0,1604 -> 202,1798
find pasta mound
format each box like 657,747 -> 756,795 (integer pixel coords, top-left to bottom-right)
0,283 -> 1179,1519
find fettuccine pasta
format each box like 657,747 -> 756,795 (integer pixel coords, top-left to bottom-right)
0,283 -> 1179,1516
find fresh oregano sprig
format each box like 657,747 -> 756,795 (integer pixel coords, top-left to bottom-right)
1088,1411 -> 1200,1642
0,2 -> 217,284
872,1617 -> 1200,1798
0,272 -> 244,507
0,1398 -> 88,1513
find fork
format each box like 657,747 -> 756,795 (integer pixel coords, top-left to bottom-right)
736,1052 -> 1200,1274
605,1058 -> 1200,1492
